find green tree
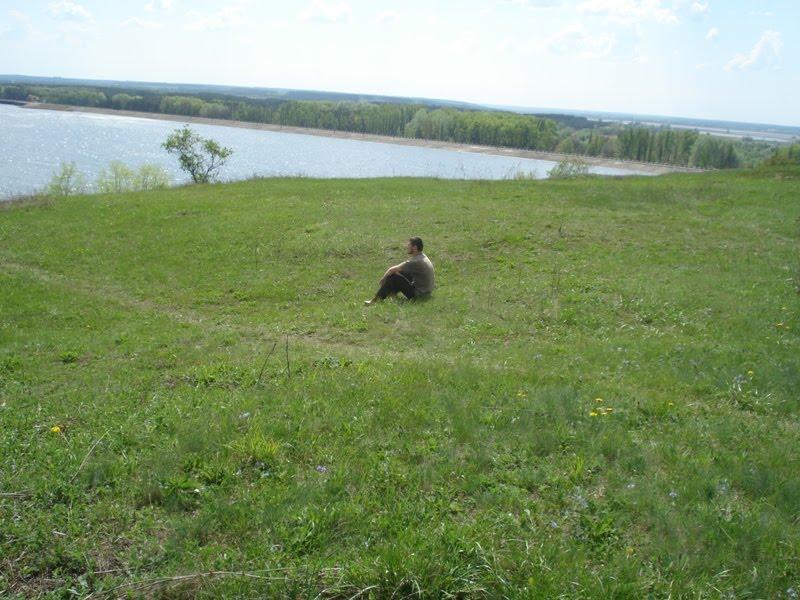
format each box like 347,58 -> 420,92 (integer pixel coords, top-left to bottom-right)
586,132 -> 606,156
0,85 -> 29,101
555,136 -> 577,154
46,162 -> 88,196
96,160 -> 135,193
548,158 -> 589,179
111,93 -> 143,110
763,143 -> 800,166
689,136 -> 741,169
136,164 -> 171,190
162,126 -> 233,184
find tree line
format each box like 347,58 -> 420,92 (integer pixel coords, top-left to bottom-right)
763,143 -> 800,166
1,83 -> 754,169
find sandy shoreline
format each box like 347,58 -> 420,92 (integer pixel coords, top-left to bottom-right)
24,103 -> 703,175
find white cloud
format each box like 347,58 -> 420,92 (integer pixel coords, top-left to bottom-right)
725,30 -> 782,71
376,9 -> 399,24
500,0 -> 562,6
144,0 -> 173,11
447,35 -> 479,55
705,26 -> 718,41
546,24 -> 617,58
185,4 -> 245,31
299,0 -> 352,24
690,2 -> 709,15
47,1 -> 93,21
2,9 -> 33,35
577,0 -> 679,25
9,9 -> 31,24
124,17 -> 163,29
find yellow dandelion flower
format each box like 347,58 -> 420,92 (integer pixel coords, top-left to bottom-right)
50,425 -> 61,434
589,411 -> 598,417
595,397 -> 604,403
747,370 -> 754,377
667,401 -> 674,407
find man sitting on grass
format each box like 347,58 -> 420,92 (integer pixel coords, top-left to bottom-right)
365,236 -> 435,305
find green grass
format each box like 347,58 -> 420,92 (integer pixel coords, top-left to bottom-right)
1,169 -> 799,598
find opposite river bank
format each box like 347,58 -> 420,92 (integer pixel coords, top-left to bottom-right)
1,103 -> 657,198
24,103 -> 702,175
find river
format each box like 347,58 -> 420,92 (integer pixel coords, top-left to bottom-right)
0,104 -> 647,199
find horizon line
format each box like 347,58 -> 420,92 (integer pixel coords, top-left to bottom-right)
2,72 -> 799,131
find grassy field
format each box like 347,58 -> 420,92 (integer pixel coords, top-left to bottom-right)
1,168 -> 798,598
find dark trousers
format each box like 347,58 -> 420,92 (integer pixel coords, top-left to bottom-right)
376,272 -> 415,299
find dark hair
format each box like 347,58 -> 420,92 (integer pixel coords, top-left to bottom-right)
409,236 -> 423,251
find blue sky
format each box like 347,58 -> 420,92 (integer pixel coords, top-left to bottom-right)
0,0 -> 797,125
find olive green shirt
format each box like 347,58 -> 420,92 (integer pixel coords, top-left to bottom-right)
400,253 -> 435,296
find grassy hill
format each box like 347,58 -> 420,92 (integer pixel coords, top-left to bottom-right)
1,169 -> 798,597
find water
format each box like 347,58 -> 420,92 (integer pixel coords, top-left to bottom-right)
0,104 -> 644,198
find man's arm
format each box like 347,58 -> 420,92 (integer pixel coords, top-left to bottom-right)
380,262 -> 406,283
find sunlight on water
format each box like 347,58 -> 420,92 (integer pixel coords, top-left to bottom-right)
0,104 -> 643,198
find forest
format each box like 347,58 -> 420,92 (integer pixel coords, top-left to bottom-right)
0,83 -> 775,169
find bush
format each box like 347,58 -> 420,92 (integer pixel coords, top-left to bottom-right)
46,162 -> 88,196
162,125 -> 233,184
548,158 -> 590,179
763,143 -> 800,167
46,160 -> 171,197
96,162 -> 171,193
135,163 -> 171,190
95,161 -> 135,193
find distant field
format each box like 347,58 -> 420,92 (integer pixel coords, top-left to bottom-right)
1,169 -> 798,597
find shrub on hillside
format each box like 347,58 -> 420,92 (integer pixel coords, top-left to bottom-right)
96,161 -> 170,193
45,161 -> 171,197
763,143 -> 800,166
46,162 -> 88,196
96,161 -> 135,193
548,158 -> 590,179
512,169 -> 538,180
162,125 -> 233,184
135,163 -> 171,190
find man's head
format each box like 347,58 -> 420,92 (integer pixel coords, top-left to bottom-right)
406,237 -> 424,255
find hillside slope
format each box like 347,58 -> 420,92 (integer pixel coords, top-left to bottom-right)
1,170 -> 799,597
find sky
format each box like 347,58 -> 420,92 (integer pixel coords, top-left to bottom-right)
0,0 -> 798,126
